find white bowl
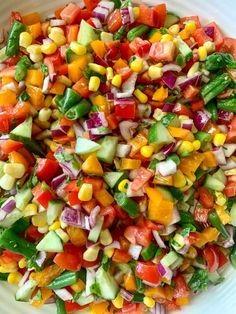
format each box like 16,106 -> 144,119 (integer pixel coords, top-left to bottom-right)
1,1 -> 236,313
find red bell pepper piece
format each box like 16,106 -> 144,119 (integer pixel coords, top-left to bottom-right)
0,113 -> 10,133
173,274 -> 190,298
54,244 -> 82,271
32,183 -> 55,208
115,99 -> 136,120
120,42 -> 134,60
35,158 -> 59,182
136,262 -> 162,285
129,38 -> 151,58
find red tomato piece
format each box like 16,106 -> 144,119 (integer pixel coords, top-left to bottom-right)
35,158 -> 59,182
26,225 -> 43,241
163,300 -> 180,311
83,0 -> 100,11
115,100 -> 136,120
193,28 -> 212,47
68,191 -> 82,206
136,4 -> 155,27
2,250 -> 23,262
32,183 -> 54,208
205,22 -> 224,49
65,301 -> 88,313
173,103 -> 193,118
224,181 -> 236,197
54,244 -> 82,271
203,245 -> 219,272
179,16 -> 201,29
0,139 -> 23,155
105,41 -> 120,61
136,215 -> 164,231
116,67 -> 132,82
124,226 -> 152,247
186,232 -> 200,245
153,3 -> 167,28
112,249 -> 132,263
199,187 -> 214,209
100,205 -> 116,229
129,38 -> 151,58
150,41 -> 176,63
173,274 -> 190,298
107,9 -> 122,33
60,3 -> 81,25
136,262 -> 161,285
0,113 -> 10,133
131,167 -> 153,192
120,42 -> 134,60
194,207 -> 209,223
11,11 -> 22,22
220,37 -> 236,60
72,76 -> 90,98
4,56 -> 20,66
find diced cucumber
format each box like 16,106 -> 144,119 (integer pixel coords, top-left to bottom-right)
212,169 -> 227,185
88,216 -> 104,242
148,121 -> 174,145
10,116 -> 32,141
76,293 -> 94,306
47,200 -> 64,225
171,256 -> 184,269
164,12 -> 180,28
36,231 -> 63,252
161,251 -> 179,267
177,37 -> 193,61
0,209 -> 23,228
230,203 -> 236,226
0,161 -> 5,178
77,20 -> 99,47
208,271 -> 224,285
15,188 -> 33,210
104,171 -> 126,189
75,137 -> 101,155
155,186 -> 174,201
204,175 -> 225,192
0,47 -> 8,63
96,136 -> 118,164
95,267 -> 119,300
15,279 -> 37,302
100,32 -> 113,43
161,113 -> 180,127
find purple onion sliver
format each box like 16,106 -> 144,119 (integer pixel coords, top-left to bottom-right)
204,26 -> 215,39
120,289 -> 133,302
51,173 -> 67,190
162,103 -> 174,112
178,73 -> 201,91
162,71 -> 177,89
218,110 -> 233,122
18,271 -> 30,288
193,110 -> 210,131
1,198 -> 16,213
93,54 -> 109,67
157,263 -> 166,277
89,205 -> 100,228
152,230 -> 166,248
160,142 -> 175,156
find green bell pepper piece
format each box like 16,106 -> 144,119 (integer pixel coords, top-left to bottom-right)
114,26 -> 127,40
6,21 -> 26,57
127,25 -> 149,42
205,100 -> 218,122
15,56 -> 31,82
114,192 -> 139,217
141,242 -> 158,261
56,298 -> 67,314
65,99 -> 91,120
0,273 -> 9,281
55,88 -> 82,113
217,97 -> 236,113
208,212 -> 229,239
47,270 -> 83,290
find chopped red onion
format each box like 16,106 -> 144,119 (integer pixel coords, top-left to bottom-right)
157,263 -> 173,281
93,1 -> 114,22
162,103 -> 174,112
121,6 -> 134,25
54,289 -> 73,301
221,226 -> 235,248
181,119 -> 193,130
155,303 -> 166,314
89,206 -> 100,228
119,120 -> 138,141
162,71 -> 177,89
128,244 -> 142,260
163,64 -> 182,73
156,159 -> 177,176
213,147 -> 226,165
93,54 -> 109,67
2,82 -> 17,92
45,296 -> 55,304
106,93 -> 115,101
18,271 -> 30,288
51,173 -> 67,191
178,244 -> 190,255
218,110 -> 233,122
142,280 -> 160,288
51,124 -> 70,138
85,269 -> 96,296
104,241 -> 121,250
35,251 -> 47,267
160,143 -> 175,156
177,73 -> 201,91
43,38 -> 53,44
116,144 -> 132,158
193,110 -> 210,131
116,73 -> 138,98
0,197 -> 16,221
85,112 -> 108,129
90,18 -> 102,29
49,73 -> 57,82
90,127 -> 111,136
204,26 -> 215,39
220,158 -> 236,170
152,231 -> 166,248
61,207 -> 89,229
120,289 -> 133,302
223,144 -> 236,157
73,123 -> 85,138
137,104 -> 151,118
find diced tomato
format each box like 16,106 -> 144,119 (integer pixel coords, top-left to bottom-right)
179,16 -> 201,29
173,274 -> 190,298
72,76 -> 90,98
2,250 -> 22,262
11,11 -> 22,22
56,63 -> 68,75
112,249 -> 132,263
186,232 -> 200,245
193,28 -> 212,47
114,204 -> 130,221
116,67 -> 132,82
205,22 -> 224,49
105,41 -> 120,61
120,42 -> 134,60
153,3 -> 167,28
220,37 -> 236,60
124,226 -> 152,247
64,180 -> 80,192
32,183 -> 54,208
18,147 -> 35,166
137,215 -> 164,231
35,158 -> 59,182
194,207 -> 209,223
107,9 -> 122,33
60,3 -> 81,25
68,191 -> 82,206
183,85 -> 200,101
224,181 -> 236,197
26,225 -> 43,241
131,167 -> 153,192
100,205 -> 116,229
136,4 -> 155,27
190,99 -> 204,112
149,41 -> 175,63
54,244 -> 82,271
81,258 -> 99,268
107,113 -> 119,130
136,262 -> 161,285
83,0 -> 100,11
173,103 -> 193,118
129,38 -> 151,58
4,56 -> 20,66
217,247 -> 228,268
115,101 -> 136,120
99,82 -> 111,94
0,113 -> 10,133
66,24 -> 79,43
83,177 -> 103,191
0,139 -> 23,155
198,187 -> 214,209
80,9 -> 92,21
203,245 -> 219,272
65,301 -> 88,313
13,101 -> 31,120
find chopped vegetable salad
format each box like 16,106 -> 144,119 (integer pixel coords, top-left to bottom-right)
0,0 -> 236,313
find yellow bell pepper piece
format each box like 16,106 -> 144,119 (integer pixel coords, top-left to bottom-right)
66,226 -> 87,247
194,227 -> 219,248
90,40 -> 106,58
26,85 -> 45,109
22,12 -> 41,25
71,279 -> 85,293
215,205 -> 232,225
0,89 -> 17,106
94,188 -> 114,207
82,154 -> 103,176
149,31 -> 162,43
152,86 -> 168,101
31,288 -> 53,308
145,186 -> 162,202
68,55 -> 88,83
179,152 -> 205,182
201,151 -> 218,169
173,170 -> 186,188
25,69 -> 44,88
120,158 -> 141,170
145,286 -> 173,300
128,132 -> 148,157
113,58 -> 128,70
30,264 -> 63,287
90,302 -> 109,314
90,94 -> 109,115
124,272 -> 137,292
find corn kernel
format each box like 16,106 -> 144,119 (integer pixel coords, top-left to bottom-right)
178,141 -> 194,155
153,108 -> 166,121
56,228 -> 70,242
34,118 -> 50,129
18,258 -> 27,269
49,221 -> 61,231
104,248 -> 114,258
23,203 -> 38,217
50,27 -> 64,35
44,95 -> 53,107
19,32 -> 33,48
89,76 -> 101,92
106,67 -> 114,81
143,296 -> 155,308
133,7 -> 140,19
198,46 -> 208,61
130,58 -> 143,73
140,145 -> 154,158
49,32 -> 66,47
203,41 -> 216,53
187,62 -> 199,77
71,279 -> 85,293
4,163 -> 25,179
111,74 -> 122,88
215,192 -> 227,206
213,133 -> 226,146
169,24 -> 180,35
27,44 -> 42,55
185,21 -> 197,33
7,272 -> 23,285
32,212 -> 47,228
89,63 -> 106,75
41,42 -> 57,55
30,53 -> 43,63
0,174 -> 16,190
112,294 -> 124,309
78,183 -> 93,201
58,75 -> 72,87
173,170 -> 187,188
192,140 -> 201,150
38,108 -> 52,122
83,245 -> 100,262
100,229 -> 113,246
134,89 -> 148,104
148,65 -> 163,80
118,179 -> 130,192
70,41 -> 87,55
160,34 -> 174,42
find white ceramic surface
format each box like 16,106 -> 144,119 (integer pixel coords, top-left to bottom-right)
0,1 -> 236,313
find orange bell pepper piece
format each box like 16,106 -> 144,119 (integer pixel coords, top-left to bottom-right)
176,297 -> 190,306
94,188 -> 114,207
26,86 -> 45,109
91,40 -> 106,58
68,55 -> 88,83
30,264 -> 63,287
113,58 -> 128,70
27,22 -> 42,39
128,132 -> 148,157
66,25 -> 79,44
8,151 -> 29,169
31,288 -> 53,308
81,154 -> 103,176
50,81 -> 66,95
22,12 -> 41,25
25,69 -> 44,88
66,226 -> 87,247
124,272 -> 137,292
0,89 -> 17,106
90,302 -> 109,314
194,227 -> 219,248
179,152 -> 205,182
201,151 -> 218,168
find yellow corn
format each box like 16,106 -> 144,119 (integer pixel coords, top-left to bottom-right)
100,229 -> 113,246
143,296 -> 155,308
185,21 -> 197,33
187,62 -> 199,77
19,32 -> 33,48
104,248 -> 114,258
160,34 -> 173,42
83,245 -> 100,262
49,221 -> 61,231
70,41 -> 87,55
44,95 -> 53,107
215,192 -> 227,206
89,76 -> 101,92
41,42 -> 57,55
111,74 -> 122,88
78,183 -> 93,201
18,258 -> 27,269
4,163 -> 25,179
149,31 -> 162,43
173,170 -> 187,188
71,279 -> 85,293
120,158 -> 141,170
203,41 -> 216,53
106,67 -> 114,81
26,44 -> 41,55
152,86 -> 168,101
192,140 -> 201,150
148,65 -> 163,79
130,58 -> 143,73
30,53 -> 44,63
49,27 -> 64,35
215,205 -> 232,225
58,75 -> 72,87
7,272 -> 23,285
32,212 -> 47,228
118,179 -> 130,192
38,226 -> 49,234
56,228 -> 70,242
133,7 -> 140,19
213,133 -> 226,146
49,30 -> 66,46
178,141 -> 194,154
169,24 -> 180,35
140,145 -> 154,158
38,108 -> 52,122
198,46 -> 208,61
0,174 -> 16,190
89,63 -> 106,75
134,89 -> 148,103
112,294 -> 124,309
23,203 -> 38,217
